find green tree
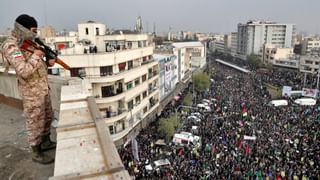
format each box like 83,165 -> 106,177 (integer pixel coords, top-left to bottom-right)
247,54 -> 261,69
183,92 -> 193,106
263,63 -> 273,70
158,114 -> 181,142
192,72 -> 210,92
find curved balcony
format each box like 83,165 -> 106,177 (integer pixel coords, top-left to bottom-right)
103,110 -> 128,124
95,92 -> 125,104
86,60 -> 158,83
59,46 -> 154,67
148,73 -> 159,82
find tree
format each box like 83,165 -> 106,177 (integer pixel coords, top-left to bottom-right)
192,72 -> 210,92
158,117 -> 174,142
183,92 -> 193,106
158,113 -> 181,142
247,54 -> 261,69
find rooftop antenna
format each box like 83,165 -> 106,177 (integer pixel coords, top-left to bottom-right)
146,21 -> 149,33
153,23 -> 156,35
134,15 -> 143,32
43,0 -> 48,25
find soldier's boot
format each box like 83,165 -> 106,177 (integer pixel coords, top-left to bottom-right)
31,145 -> 54,164
41,134 -> 56,151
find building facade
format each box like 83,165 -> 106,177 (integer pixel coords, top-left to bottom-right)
262,44 -> 299,69
300,55 -> 320,74
237,21 -> 295,58
154,54 -> 177,101
209,40 -> 225,54
45,21 -> 159,146
172,42 -> 206,82
230,32 -> 238,57
303,38 -> 320,55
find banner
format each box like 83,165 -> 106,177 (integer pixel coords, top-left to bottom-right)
244,135 -> 257,140
164,62 -> 172,92
282,86 -> 292,97
302,88 -> 318,98
131,138 -> 139,162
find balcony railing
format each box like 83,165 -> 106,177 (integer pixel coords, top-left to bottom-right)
85,59 -> 157,81
148,86 -> 158,94
102,109 -> 127,124
148,71 -> 158,80
153,71 -> 158,76
101,89 -> 123,98
95,91 -> 125,104
141,59 -> 155,65
149,99 -> 159,108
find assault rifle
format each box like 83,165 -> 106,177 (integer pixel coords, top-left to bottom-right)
21,38 -> 70,70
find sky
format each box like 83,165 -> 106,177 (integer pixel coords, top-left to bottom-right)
0,0 -> 319,35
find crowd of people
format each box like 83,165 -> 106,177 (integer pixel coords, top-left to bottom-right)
118,59 -> 320,179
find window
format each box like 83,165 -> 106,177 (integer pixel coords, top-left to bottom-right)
70,68 -> 85,77
135,78 -> 140,86
305,60 -> 313,64
118,63 -> 126,72
148,68 -> 153,79
143,56 -> 147,61
100,66 -> 113,76
127,41 -> 132,49
122,121 -> 125,131
128,100 -> 134,110
143,106 -> 148,114
142,74 -> 147,82
85,28 -> 89,35
143,91 -> 147,98
304,66 -> 312,71
135,95 -> 141,104
96,27 -> 99,35
148,83 -> 153,92
101,86 -> 114,97
109,126 -> 114,134
128,60 -> 133,70
48,68 -> 60,75
126,82 -> 133,90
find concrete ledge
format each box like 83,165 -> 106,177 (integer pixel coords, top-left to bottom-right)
0,94 -> 23,110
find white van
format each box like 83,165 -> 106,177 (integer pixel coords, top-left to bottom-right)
269,100 -> 288,107
294,98 -> 316,106
172,132 -> 200,146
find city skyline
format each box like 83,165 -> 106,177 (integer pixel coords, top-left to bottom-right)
0,0 -> 319,35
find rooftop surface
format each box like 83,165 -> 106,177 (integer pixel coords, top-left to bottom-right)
0,104 -> 55,179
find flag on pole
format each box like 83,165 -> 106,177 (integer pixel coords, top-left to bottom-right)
178,148 -> 183,156
245,144 -> 251,154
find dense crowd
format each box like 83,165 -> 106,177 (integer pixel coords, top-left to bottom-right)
119,60 -> 320,179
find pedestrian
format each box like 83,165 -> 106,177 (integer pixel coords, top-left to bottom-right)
1,14 -> 56,164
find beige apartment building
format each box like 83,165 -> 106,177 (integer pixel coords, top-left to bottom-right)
261,44 -> 299,69
45,21 -> 159,146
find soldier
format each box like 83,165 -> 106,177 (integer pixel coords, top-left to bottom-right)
1,14 -> 56,164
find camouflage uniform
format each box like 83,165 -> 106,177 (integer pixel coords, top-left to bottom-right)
1,25 -> 53,146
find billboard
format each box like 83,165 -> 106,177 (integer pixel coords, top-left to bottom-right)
282,86 -> 292,97
302,88 -> 318,98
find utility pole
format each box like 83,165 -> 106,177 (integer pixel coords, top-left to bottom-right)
316,59 -> 320,89
303,72 -> 307,88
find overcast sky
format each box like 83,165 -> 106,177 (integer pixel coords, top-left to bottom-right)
1,0 -> 319,35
